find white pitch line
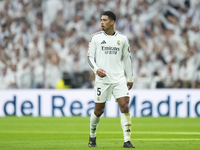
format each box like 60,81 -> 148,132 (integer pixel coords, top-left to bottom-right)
107,139 -> 200,141
0,131 -> 200,135
91,131 -> 200,135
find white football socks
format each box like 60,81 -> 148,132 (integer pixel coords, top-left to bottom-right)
121,112 -> 132,142
90,112 -> 100,138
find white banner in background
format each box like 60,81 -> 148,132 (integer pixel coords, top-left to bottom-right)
0,89 -> 199,118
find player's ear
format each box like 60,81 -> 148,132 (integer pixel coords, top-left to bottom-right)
111,20 -> 115,26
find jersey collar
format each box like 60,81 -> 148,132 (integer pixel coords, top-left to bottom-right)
103,31 -> 117,36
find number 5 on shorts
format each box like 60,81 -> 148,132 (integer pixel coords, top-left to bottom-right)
97,88 -> 101,96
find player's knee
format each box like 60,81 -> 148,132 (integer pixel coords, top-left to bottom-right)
94,109 -> 104,117
120,103 -> 129,113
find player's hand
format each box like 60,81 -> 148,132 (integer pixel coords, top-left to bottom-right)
97,69 -> 106,77
127,82 -> 133,90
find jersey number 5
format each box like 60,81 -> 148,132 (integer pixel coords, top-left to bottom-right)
97,88 -> 101,96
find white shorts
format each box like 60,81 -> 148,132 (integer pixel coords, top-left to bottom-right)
94,82 -> 129,103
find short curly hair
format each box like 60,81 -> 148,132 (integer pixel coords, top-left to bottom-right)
102,11 -> 116,21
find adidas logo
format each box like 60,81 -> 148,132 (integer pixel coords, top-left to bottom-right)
125,129 -> 131,132
125,124 -> 131,127
101,40 -> 106,44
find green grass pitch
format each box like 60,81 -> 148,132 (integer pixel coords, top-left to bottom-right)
0,117 -> 199,150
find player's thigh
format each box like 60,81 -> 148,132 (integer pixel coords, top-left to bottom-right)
112,82 -> 129,100
94,82 -> 112,103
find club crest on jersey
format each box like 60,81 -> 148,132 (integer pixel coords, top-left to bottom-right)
117,40 -> 120,46
97,96 -> 100,101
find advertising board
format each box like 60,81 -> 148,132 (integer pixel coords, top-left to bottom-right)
0,89 -> 199,118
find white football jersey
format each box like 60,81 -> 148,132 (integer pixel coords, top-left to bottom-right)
87,31 -> 133,83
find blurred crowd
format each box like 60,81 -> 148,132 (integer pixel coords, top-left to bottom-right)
0,0 -> 200,89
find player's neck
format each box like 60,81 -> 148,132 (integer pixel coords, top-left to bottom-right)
104,28 -> 115,35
